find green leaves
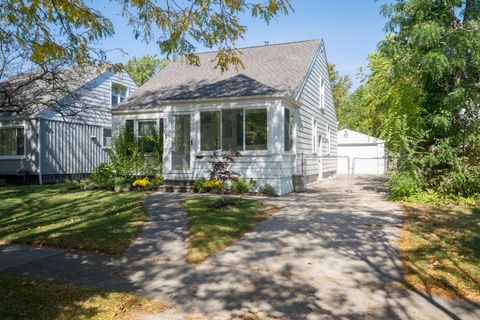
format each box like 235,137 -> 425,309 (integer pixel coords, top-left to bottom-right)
124,55 -> 168,86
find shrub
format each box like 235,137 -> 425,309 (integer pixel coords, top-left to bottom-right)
90,163 -> 114,189
0,179 -> 7,187
78,179 -> 98,190
147,176 -> 164,191
231,177 -> 256,194
203,179 -> 222,193
259,184 -> 277,197
109,125 -> 163,181
194,177 -> 207,193
114,177 -> 132,192
387,170 -> 422,200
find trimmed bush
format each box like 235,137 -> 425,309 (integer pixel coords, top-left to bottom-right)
259,184 -> 277,197
231,178 -> 256,194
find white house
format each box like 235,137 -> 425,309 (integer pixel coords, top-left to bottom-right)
112,40 -> 338,195
337,129 -> 385,175
0,68 -> 137,183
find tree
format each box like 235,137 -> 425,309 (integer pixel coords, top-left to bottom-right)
1,0 -> 291,116
350,0 -> 480,197
328,64 -> 352,109
125,55 -> 168,86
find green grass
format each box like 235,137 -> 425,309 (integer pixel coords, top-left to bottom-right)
402,204 -> 480,300
0,274 -> 169,320
181,196 -> 278,265
0,184 -> 147,254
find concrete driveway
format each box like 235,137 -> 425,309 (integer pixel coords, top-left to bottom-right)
1,175 -> 479,319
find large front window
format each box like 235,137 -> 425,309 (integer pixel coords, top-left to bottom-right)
0,127 -> 24,156
199,108 -> 268,151
112,83 -> 127,105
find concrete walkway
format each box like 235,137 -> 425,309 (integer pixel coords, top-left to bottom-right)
1,176 -> 479,319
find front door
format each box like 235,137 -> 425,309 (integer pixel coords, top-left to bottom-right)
172,114 -> 191,170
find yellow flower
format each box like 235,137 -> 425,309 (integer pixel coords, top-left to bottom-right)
203,179 -> 222,189
133,178 -> 150,187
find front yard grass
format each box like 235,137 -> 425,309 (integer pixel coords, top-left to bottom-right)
402,204 -> 480,300
181,196 -> 279,265
0,184 -> 147,254
0,274 -> 169,320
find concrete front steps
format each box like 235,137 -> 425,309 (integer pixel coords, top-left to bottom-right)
159,179 -> 196,192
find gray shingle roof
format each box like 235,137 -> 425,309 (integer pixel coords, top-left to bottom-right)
114,39 -> 321,111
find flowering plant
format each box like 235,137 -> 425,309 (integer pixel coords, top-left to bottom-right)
132,178 -> 150,188
203,179 -> 222,191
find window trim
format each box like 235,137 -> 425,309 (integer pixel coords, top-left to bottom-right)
0,125 -> 26,159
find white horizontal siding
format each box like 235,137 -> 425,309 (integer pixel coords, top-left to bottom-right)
295,41 -> 338,179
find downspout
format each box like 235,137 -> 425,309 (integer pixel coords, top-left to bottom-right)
37,116 -> 43,185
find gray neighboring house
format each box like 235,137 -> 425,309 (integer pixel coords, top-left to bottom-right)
112,39 -> 338,195
0,69 -> 137,183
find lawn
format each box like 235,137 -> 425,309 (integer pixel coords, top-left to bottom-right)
181,196 -> 278,264
0,184 -> 147,254
0,274 -> 169,320
402,204 -> 480,300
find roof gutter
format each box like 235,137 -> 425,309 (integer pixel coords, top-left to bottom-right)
112,94 -> 302,115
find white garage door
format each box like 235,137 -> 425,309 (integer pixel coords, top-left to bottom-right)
337,144 -> 385,174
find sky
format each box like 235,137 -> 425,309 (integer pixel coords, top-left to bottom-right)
91,0 -> 390,89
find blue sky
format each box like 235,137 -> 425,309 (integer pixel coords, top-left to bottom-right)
92,0 -> 390,89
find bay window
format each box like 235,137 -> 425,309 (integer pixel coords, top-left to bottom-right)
0,127 -> 25,156
199,108 -> 268,152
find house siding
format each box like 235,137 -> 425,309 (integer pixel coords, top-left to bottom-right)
295,41 -> 338,182
0,70 -> 137,179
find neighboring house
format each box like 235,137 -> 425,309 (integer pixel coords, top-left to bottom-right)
0,69 -> 137,183
337,129 -> 385,175
112,40 -> 337,195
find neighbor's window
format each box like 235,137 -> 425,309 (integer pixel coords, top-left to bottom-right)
200,111 -> 220,151
284,108 -> 294,152
111,83 -> 128,105
137,120 -> 157,153
245,109 -> 267,150
0,127 -> 25,156
103,128 -> 112,148
222,109 -> 243,151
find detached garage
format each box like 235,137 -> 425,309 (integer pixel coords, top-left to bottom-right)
337,129 -> 385,174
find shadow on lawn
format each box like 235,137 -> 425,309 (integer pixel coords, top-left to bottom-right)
1,181 -> 480,319
0,185 -> 146,253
